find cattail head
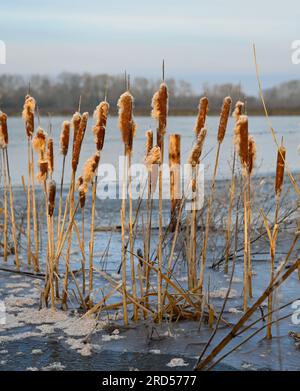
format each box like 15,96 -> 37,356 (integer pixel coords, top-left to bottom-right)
275,143 -> 286,196
151,83 -> 168,134
233,100 -> 244,121
145,145 -> 161,169
72,112 -> 88,172
145,130 -> 153,157
60,121 -> 70,156
78,183 -> 88,209
48,180 -> 56,217
76,175 -> 84,190
22,95 -> 36,138
217,96 -> 232,143
234,115 -> 248,169
188,128 -> 207,167
93,101 -> 109,151
47,137 -> 54,175
169,134 -> 181,167
82,152 -> 100,185
0,112 -> 8,148
32,127 -> 47,156
248,135 -> 257,175
194,97 -> 208,137
117,92 -> 136,155
37,159 -> 48,182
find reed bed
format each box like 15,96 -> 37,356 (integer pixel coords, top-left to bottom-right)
0,75 -> 299,373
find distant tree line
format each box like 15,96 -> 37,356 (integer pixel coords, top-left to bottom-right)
0,72 -> 299,116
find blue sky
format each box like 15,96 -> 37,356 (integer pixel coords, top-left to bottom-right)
1,0 -> 300,93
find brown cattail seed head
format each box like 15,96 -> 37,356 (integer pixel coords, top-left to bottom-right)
275,144 -> 286,196
151,83 -> 168,133
48,180 -> 56,217
248,135 -> 257,175
78,183 -> 88,209
217,96 -> 232,143
82,152 -> 100,185
72,112 -> 88,172
233,100 -> 244,121
169,134 -> 181,166
234,115 -> 248,169
37,159 -> 48,182
93,101 -> 109,151
76,175 -> 84,190
22,95 -> 36,138
145,130 -> 153,157
60,121 -> 70,156
47,137 -> 54,175
117,92 -> 136,155
145,145 -> 161,169
188,128 -> 207,167
0,112 -> 8,147
194,97 -> 209,137
32,127 -> 47,156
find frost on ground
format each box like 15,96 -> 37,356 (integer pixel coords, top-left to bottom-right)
166,358 -> 189,367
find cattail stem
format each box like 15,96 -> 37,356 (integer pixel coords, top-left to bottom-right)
189,166 -> 198,289
88,176 -> 97,303
243,174 -> 249,312
128,153 -> 138,321
30,143 -> 39,271
157,136 -> 164,323
1,149 -> 8,262
26,138 -> 32,265
57,155 -> 66,243
4,148 -> 19,270
121,151 -> 129,326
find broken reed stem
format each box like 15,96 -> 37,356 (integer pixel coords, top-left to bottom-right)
4,148 -> 19,269
1,149 -> 8,262
121,151 -> 128,326
128,153 -> 138,321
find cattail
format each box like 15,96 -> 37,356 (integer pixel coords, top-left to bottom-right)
82,152 -> 100,185
22,95 -> 36,138
194,97 -> 209,137
233,100 -> 244,121
151,83 -> 168,132
93,101 -> 109,151
72,112 -> 88,172
169,134 -> 180,166
188,128 -> 207,167
248,136 -> 257,175
234,115 -> 248,168
169,134 -> 181,211
275,143 -> 286,196
145,145 -> 161,169
32,127 -> 47,156
217,96 -> 232,143
60,121 -> 70,156
37,159 -> 48,182
48,180 -> 56,217
145,130 -> 153,156
117,92 -> 136,154
0,112 -> 8,148
76,175 -> 84,190
78,183 -> 88,209
47,137 -> 54,175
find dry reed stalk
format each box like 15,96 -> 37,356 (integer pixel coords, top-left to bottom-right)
57,121 -> 70,241
194,97 -> 208,138
169,134 -> 181,232
0,112 -> 19,268
234,115 -> 249,311
22,95 -> 36,266
152,82 -> 168,323
267,142 -> 286,339
47,179 -> 56,309
199,97 -> 231,293
1,149 -> 8,262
